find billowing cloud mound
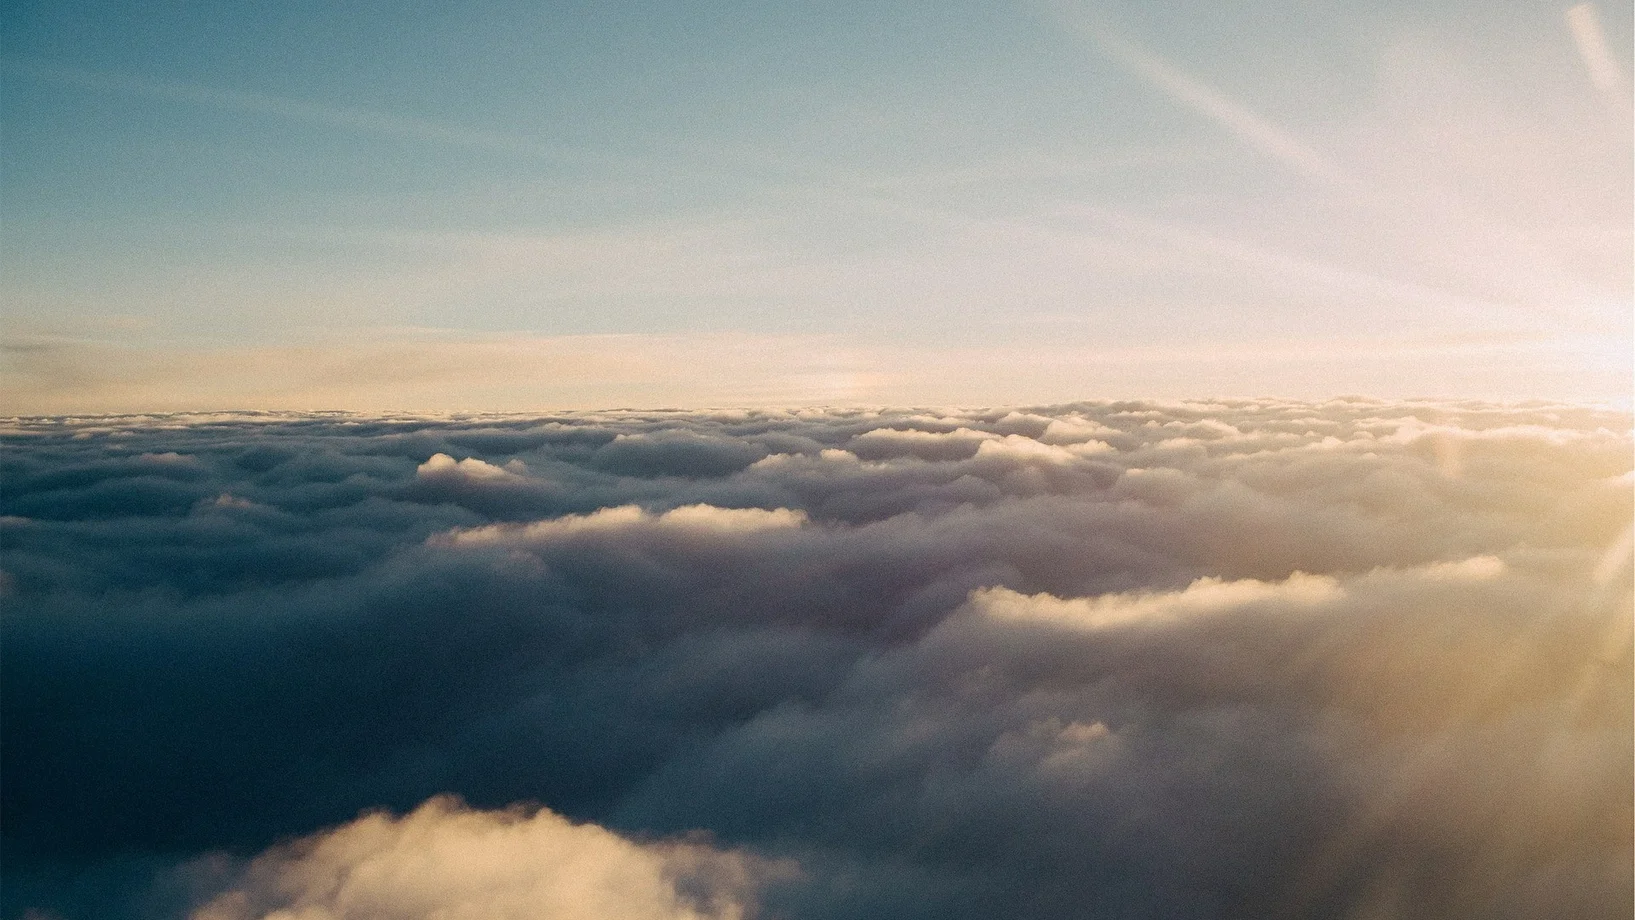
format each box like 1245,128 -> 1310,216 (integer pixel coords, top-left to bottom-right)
2,401 -> 1629,920
190,797 -> 767,920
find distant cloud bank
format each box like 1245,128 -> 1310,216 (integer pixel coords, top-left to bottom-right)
3,330 -> 1629,414
2,400 -> 1629,919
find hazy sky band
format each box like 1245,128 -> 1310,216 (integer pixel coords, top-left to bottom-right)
4,330 -> 1628,415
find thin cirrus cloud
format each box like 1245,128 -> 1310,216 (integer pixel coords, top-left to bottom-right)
0,56 -> 586,161
1049,13 -> 1349,184
1567,2 -> 1629,105
1038,3 -> 1627,340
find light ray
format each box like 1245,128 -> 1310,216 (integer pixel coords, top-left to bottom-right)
1567,3 -> 1628,102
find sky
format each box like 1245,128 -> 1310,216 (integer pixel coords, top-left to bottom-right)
2,0 -> 1630,411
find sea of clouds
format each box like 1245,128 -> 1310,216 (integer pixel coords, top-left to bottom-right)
2,400 -> 1630,920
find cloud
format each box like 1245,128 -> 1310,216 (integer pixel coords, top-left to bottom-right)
417,452 -> 528,481
971,433 -> 1112,464
438,503 -> 808,547
1042,8 -> 1346,183
1566,4 -> 1628,104
593,432 -> 770,479
967,570 -> 1343,630
0,58 -> 579,160
1,401 -> 1628,920
190,797 -> 774,920
849,426 -> 999,461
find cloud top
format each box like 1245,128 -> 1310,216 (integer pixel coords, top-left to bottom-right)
191,797 -> 770,920
438,503 -> 808,547
969,571 -> 1343,630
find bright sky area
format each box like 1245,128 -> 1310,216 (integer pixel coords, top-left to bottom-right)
2,0 -> 1630,411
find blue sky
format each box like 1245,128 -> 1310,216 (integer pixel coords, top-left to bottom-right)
3,0 -> 1630,410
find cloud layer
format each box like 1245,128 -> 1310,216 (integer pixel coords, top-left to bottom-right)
2,400 -> 1629,919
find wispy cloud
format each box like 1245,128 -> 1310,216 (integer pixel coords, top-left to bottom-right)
1566,3 -> 1627,102
1058,206 -> 1542,324
1034,8 -> 1628,331
1042,6 -> 1347,183
1,57 -> 589,161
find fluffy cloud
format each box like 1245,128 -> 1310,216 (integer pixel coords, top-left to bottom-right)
416,452 -> 529,481
1,400 -> 1628,920
967,570 -> 1344,630
190,797 -> 771,920
439,503 -> 808,547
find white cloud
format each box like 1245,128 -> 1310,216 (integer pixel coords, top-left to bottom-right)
972,434 -> 1112,464
1414,555 -> 1507,582
967,572 -> 1344,631
851,427 -> 997,448
1038,416 -> 1119,445
659,504 -> 808,532
436,504 -> 807,547
416,452 -> 528,481
1567,4 -> 1626,100
189,796 -> 773,920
